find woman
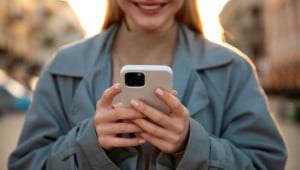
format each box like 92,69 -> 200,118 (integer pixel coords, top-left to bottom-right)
9,0 -> 287,169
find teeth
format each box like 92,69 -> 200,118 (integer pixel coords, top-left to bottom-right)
139,4 -> 161,10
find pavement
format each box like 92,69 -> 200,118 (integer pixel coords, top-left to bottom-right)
0,105 -> 299,170
0,112 -> 25,170
279,120 -> 300,170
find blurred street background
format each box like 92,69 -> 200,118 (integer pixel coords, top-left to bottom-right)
0,0 -> 299,169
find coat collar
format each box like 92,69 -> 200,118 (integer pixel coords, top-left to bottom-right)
48,24 -> 233,77
47,24 -> 118,77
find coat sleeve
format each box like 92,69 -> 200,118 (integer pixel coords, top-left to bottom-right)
8,67 -> 120,170
175,57 -> 287,169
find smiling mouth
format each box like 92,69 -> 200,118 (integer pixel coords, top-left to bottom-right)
133,2 -> 167,13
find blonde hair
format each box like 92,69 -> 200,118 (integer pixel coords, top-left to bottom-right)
102,0 -> 203,35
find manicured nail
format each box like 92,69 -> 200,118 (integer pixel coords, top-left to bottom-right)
155,88 -> 164,96
114,83 -> 121,90
139,139 -> 146,144
130,99 -> 139,107
172,90 -> 178,96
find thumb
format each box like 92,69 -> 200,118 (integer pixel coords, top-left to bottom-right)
97,83 -> 122,109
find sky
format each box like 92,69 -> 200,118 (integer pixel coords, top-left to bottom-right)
65,0 -> 229,43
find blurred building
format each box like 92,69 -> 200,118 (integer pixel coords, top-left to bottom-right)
220,0 -> 265,61
220,0 -> 300,95
0,0 -> 84,89
263,0 -> 300,95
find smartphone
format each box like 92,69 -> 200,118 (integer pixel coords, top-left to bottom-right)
113,65 -> 173,114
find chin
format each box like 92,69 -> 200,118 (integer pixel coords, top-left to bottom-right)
135,20 -> 168,32
140,25 -> 163,32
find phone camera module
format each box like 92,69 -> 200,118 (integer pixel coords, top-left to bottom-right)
125,72 -> 145,87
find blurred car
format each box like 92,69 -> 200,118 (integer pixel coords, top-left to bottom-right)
0,70 -> 31,114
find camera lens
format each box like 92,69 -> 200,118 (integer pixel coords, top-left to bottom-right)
125,72 -> 145,87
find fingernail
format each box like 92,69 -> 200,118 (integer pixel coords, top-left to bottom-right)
130,99 -> 139,107
173,90 -> 178,96
139,139 -> 146,144
155,88 -> 163,96
114,83 -> 121,90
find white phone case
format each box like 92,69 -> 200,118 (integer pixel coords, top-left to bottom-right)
113,65 -> 173,114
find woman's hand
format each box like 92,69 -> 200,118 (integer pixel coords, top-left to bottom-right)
94,83 -> 146,150
130,88 -> 190,154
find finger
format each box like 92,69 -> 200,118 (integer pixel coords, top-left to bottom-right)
155,88 -> 186,116
133,118 -> 178,142
96,122 -> 144,135
139,132 -> 176,153
94,107 -> 145,123
97,83 -> 122,109
130,99 -> 175,129
99,136 -> 145,150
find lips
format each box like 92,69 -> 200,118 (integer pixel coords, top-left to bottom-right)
133,2 -> 167,14
138,4 -> 162,10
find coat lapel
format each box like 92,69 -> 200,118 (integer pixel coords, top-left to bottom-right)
172,27 -> 209,116
55,26 -> 118,126
67,57 -> 112,126
173,25 -> 233,116
172,56 -> 210,116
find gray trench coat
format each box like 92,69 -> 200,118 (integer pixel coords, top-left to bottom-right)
8,24 -> 287,170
